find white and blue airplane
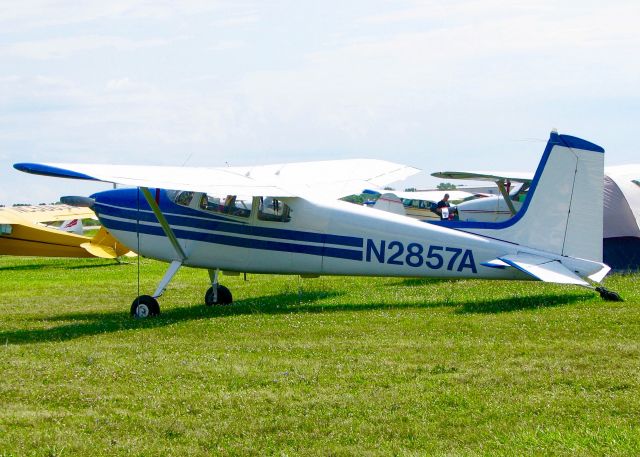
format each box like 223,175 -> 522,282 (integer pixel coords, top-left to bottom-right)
14,130 -> 622,317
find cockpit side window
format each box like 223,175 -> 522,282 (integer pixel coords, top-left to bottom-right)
258,197 -> 291,222
199,194 -> 251,218
171,191 -> 195,207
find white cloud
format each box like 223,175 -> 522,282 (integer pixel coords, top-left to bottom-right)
1,35 -> 171,60
0,0 -> 233,30
208,40 -> 246,52
105,77 -> 154,93
213,13 -> 259,27
360,0 -> 545,24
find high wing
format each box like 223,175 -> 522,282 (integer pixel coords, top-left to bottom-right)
391,189 -> 477,202
0,204 -> 96,224
431,170 -> 534,183
430,170 -> 534,217
15,160 -> 420,200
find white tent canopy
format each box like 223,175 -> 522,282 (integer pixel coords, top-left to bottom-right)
604,165 -> 640,238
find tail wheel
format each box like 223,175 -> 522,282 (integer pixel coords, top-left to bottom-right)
205,285 -> 233,306
131,295 -> 160,318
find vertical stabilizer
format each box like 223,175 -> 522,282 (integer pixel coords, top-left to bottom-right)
447,131 -> 604,262
59,219 -> 83,235
372,193 -> 406,215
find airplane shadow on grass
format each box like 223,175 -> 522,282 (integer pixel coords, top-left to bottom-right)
455,293 -> 593,314
1,290 -> 593,345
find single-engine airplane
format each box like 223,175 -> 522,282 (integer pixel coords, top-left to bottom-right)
14,130 -> 622,317
0,204 -> 134,259
430,171 -> 534,223
371,190 -> 478,220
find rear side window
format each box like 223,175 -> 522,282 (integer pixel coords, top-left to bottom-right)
258,197 -> 291,222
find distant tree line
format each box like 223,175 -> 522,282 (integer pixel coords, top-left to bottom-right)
11,202 -> 61,207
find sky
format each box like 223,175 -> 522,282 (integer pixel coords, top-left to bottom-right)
1,0 -> 639,205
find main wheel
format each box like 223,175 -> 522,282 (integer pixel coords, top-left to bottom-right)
131,295 -> 160,318
205,285 -> 233,306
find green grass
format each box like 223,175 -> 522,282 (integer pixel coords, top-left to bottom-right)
0,256 -> 639,456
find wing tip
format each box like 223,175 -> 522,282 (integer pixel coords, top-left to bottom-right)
14,163 -> 96,181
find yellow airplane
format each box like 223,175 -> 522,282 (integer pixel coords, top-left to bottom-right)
0,204 -> 134,258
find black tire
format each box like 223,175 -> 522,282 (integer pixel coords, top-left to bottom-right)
205,285 -> 233,306
130,295 -> 160,318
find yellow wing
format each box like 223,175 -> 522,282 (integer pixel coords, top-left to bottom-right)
0,204 -> 97,224
0,218 -> 135,259
0,223 -> 96,258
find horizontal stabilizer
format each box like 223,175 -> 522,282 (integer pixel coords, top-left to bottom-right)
587,265 -> 611,283
498,253 -> 589,286
372,193 -> 405,215
481,258 -> 510,269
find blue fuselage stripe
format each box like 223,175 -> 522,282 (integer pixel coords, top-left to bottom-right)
103,218 -> 363,261
94,202 -> 363,248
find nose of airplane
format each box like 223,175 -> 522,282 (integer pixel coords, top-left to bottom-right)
90,188 -> 139,209
90,188 -> 162,215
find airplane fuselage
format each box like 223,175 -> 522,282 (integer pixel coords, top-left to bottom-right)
89,188 -> 600,281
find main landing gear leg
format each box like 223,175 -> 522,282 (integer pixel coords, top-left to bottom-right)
131,260 -> 183,318
205,268 -> 233,306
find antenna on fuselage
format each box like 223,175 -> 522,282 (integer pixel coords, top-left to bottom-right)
181,151 -> 195,167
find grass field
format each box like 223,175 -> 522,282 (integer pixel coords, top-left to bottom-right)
0,256 -> 639,456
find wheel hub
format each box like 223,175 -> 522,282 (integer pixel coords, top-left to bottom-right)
136,303 -> 150,318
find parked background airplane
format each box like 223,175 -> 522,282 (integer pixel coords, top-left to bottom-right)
55,217 -> 84,234
14,131 -> 622,317
0,204 -> 134,259
371,190 -> 478,220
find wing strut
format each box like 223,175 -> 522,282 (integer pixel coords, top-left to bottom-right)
140,187 -> 186,261
496,180 -> 517,216
130,188 -> 188,316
